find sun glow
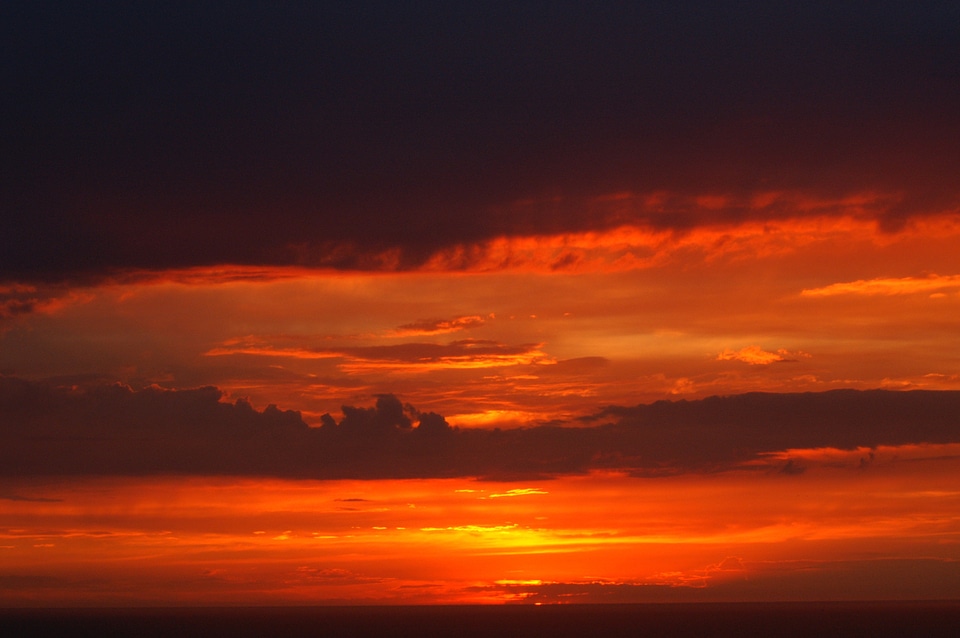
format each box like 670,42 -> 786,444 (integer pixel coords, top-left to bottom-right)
4,452 -> 960,605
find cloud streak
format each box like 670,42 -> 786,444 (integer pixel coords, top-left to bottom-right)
206,339 -> 551,372
802,274 -> 960,297
388,315 -> 487,337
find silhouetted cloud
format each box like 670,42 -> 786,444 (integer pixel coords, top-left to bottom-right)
3,376 -> 960,479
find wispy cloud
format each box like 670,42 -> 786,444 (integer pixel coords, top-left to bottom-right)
419,212 -> 923,274
206,339 -> 553,372
388,315 -> 487,337
802,274 -> 960,297
487,488 -> 548,499
0,285 -> 90,320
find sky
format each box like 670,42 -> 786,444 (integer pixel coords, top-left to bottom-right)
2,1 -> 960,605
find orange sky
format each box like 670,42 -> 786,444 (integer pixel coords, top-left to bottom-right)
4,209 -> 960,605
4,212 -> 960,425
3,3 -> 960,607
5,451 -> 960,605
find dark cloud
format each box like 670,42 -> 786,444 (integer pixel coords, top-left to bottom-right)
476,559 -> 960,604
779,459 -> 807,475
0,284 -> 69,320
3,376 -> 960,479
2,3 -> 958,282
0,493 -> 63,503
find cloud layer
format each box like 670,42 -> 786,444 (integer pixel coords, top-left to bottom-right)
3,3 -> 959,281
3,377 -> 959,479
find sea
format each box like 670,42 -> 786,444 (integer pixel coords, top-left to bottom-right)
3,601 -> 960,637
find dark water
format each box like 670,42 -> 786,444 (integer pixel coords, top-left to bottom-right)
3,602 -> 960,637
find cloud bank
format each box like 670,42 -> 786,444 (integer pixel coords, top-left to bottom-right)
3,377 -> 959,480
3,3 -> 959,282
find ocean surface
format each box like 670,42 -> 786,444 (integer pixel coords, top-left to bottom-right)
3,601 -> 960,637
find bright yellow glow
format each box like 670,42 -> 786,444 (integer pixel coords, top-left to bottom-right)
4,451 -> 960,604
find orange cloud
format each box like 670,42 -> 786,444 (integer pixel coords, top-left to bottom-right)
716,346 -> 807,365
206,339 -> 553,372
417,208 -> 960,275
487,488 -> 549,499
761,442 -> 960,469
388,315 -> 487,337
801,274 -> 960,297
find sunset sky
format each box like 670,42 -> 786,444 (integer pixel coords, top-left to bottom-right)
3,2 -> 960,606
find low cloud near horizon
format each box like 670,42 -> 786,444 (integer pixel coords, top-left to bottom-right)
3,376 -> 958,480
